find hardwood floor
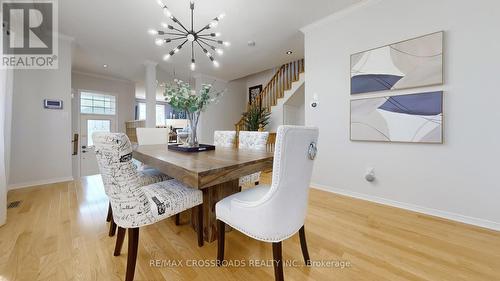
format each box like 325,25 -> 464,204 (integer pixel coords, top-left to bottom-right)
1,173 -> 499,280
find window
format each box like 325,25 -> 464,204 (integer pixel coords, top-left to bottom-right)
138,103 -> 146,120
81,92 -> 116,115
87,120 -> 111,146
137,102 -> 166,126
156,104 -> 166,126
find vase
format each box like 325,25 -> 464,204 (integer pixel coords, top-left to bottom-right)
186,111 -> 200,147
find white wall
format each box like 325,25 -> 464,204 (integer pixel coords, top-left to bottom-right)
8,38 -> 73,189
245,68 -> 277,104
302,0 -> 500,229
195,75 -> 247,144
283,84 -> 305,126
0,68 -> 13,226
72,71 -> 135,133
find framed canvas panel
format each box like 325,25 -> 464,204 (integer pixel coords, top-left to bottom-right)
351,31 -> 443,95
249,84 -> 263,107
350,91 -> 443,143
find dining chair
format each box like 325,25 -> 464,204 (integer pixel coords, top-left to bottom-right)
213,131 -> 236,148
134,127 -> 185,225
215,126 -> 319,281
107,128 -> 174,235
106,168 -> 173,236
238,131 -> 269,187
93,132 -> 204,281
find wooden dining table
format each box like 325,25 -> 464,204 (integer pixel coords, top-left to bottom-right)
133,145 -> 274,243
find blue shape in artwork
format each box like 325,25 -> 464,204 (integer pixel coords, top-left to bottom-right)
378,91 -> 442,116
351,74 -> 403,94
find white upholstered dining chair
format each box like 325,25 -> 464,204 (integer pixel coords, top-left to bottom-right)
238,131 -> 269,186
93,132 -> 203,281
213,130 -> 236,148
215,126 -> 319,281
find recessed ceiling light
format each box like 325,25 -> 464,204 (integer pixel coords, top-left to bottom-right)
103,64 -> 108,68
247,41 -> 256,47
286,50 -> 293,55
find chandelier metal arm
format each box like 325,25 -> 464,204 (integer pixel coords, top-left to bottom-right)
195,25 -> 211,35
197,38 -> 218,51
166,36 -> 187,41
171,17 -> 190,33
169,26 -> 186,34
161,32 -> 186,36
197,33 -> 216,37
194,39 -> 209,54
190,1 -> 194,32
199,37 -> 223,45
191,41 -> 195,61
177,39 -> 189,49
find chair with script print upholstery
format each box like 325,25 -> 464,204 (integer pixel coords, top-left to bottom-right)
93,132 -> 204,281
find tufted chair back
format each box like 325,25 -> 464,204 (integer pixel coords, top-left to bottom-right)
238,131 -> 269,150
92,132 -> 154,227
214,131 -> 236,148
229,126 -> 319,241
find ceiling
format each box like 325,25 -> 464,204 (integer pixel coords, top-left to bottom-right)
61,0 -> 360,83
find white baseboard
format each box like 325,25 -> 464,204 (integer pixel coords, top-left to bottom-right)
310,182 -> 500,232
8,176 -> 74,191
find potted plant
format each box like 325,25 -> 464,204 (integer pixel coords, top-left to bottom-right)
164,79 -> 223,147
241,104 -> 271,131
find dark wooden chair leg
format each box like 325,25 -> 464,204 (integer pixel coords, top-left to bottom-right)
109,217 -> 117,237
106,202 -> 112,222
272,242 -> 284,281
217,220 -> 225,266
114,227 -> 126,256
197,205 -> 204,247
175,213 -> 180,226
125,228 -> 139,281
299,226 -> 311,266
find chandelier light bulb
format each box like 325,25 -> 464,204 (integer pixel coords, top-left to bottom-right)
161,22 -> 168,28
213,60 -> 220,67
205,51 -> 211,57
163,7 -> 172,18
148,29 -> 158,35
218,13 -> 226,20
215,32 -> 221,37
174,48 -> 180,53
216,48 -> 223,55
156,0 -> 164,7
223,41 -> 231,47
163,54 -> 171,60
209,20 -> 218,28
155,38 -> 165,46
190,61 -> 196,71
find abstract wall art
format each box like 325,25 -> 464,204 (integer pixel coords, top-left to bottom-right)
351,32 -> 443,95
350,91 -> 443,143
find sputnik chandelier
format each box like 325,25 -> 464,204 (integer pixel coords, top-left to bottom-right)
148,0 -> 230,71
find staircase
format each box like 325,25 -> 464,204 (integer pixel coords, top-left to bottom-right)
235,58 -> 305,133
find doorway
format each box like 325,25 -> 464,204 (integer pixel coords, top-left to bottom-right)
76,90 -> 118,177
80,116 -> 116,176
